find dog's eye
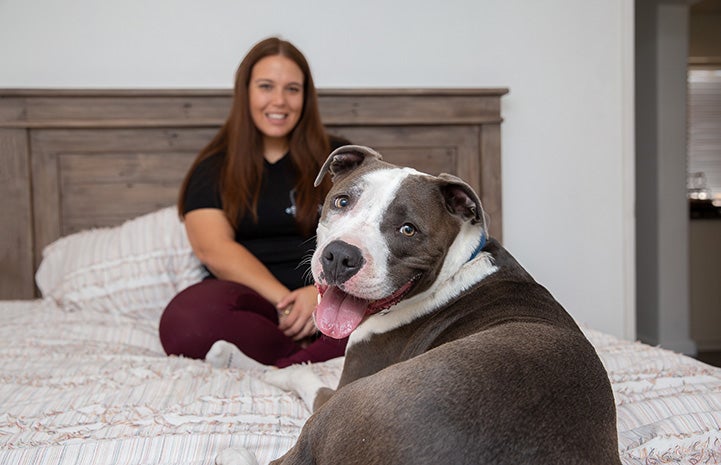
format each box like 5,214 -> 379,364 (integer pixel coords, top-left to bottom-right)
399,223 -> 416,237
334,195 -> 350,209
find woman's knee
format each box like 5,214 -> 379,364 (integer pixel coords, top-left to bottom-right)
159,279 -> 285,360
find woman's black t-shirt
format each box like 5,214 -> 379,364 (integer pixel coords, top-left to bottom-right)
183,140 -> 345,290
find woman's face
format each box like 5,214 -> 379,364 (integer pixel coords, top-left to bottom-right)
248,54 -> 305,143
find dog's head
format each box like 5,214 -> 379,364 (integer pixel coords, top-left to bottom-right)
311,145 -> 488,339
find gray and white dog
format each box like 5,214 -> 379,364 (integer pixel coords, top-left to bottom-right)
217,145 -> 621,465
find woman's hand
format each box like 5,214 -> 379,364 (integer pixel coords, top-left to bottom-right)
277,285 -> 319,341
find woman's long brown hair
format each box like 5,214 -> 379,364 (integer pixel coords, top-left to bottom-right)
178,37 -> 331,237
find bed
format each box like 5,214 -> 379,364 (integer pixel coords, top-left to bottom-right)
1,89 -> 721,464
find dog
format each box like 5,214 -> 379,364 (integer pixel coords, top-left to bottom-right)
216,145 -> 621,465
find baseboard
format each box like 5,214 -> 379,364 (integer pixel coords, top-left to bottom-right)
637,332 -> 698,356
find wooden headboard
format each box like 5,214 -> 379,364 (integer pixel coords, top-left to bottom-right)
0,88 -> 507,299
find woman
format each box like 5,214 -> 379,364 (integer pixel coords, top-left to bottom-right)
159,37 -> 348,368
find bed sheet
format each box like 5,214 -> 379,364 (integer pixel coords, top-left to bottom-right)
1,299 -> 720,464
0,299 -> 341,465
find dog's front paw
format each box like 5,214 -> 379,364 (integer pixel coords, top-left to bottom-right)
215,447 -> 260,465
263,364 -> 326,411
262,364 -> 312,391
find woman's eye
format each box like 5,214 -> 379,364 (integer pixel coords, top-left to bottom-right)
399,223 -> 416,236
334,195 -> 350,208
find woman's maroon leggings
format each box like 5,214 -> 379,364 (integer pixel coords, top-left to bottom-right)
159,279 -> 347,368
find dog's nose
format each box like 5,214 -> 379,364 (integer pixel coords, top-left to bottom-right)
321,240 -> 365,285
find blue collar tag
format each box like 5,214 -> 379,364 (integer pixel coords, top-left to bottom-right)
468,233 -> 487,262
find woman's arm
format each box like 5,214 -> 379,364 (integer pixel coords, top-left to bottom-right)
184,208 -> 289,306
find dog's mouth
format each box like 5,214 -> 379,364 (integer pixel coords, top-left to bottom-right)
314,277 -> 418,339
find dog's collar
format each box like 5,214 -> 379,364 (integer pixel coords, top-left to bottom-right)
468,233 -> 487,262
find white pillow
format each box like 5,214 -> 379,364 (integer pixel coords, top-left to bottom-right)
35,206 -> 207,321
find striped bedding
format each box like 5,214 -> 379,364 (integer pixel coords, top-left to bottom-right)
1,298 -> 720,465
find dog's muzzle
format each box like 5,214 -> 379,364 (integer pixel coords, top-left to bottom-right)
320,240 -> 365,285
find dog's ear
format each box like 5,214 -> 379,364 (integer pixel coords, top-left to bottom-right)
314,145 -> 383,186
437,173 -> 488,230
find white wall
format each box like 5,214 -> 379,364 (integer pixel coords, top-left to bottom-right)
0,0 -> 635,340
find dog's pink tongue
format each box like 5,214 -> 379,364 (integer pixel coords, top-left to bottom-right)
314,286 -> 370,339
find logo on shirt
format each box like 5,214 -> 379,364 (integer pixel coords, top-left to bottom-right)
285,188 -> 324,217
285,189 -> 297,217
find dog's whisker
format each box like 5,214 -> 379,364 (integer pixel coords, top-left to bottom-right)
296,252 -> 317,285
300,235 -> 317,247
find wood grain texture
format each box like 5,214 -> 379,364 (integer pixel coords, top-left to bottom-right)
0,129 -> 34,298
